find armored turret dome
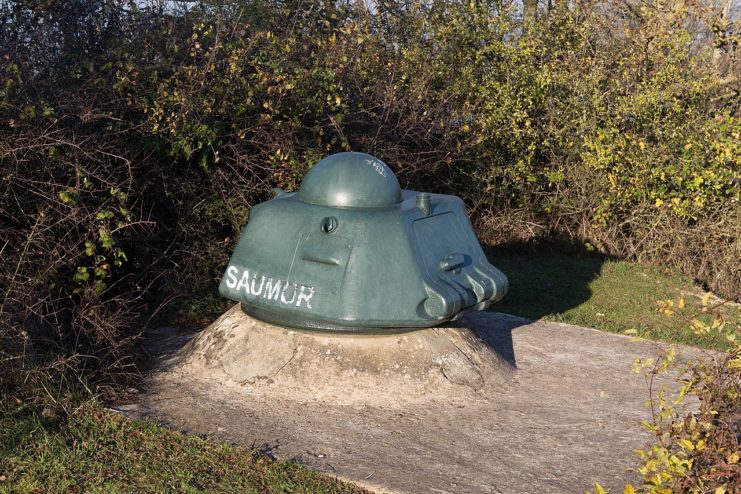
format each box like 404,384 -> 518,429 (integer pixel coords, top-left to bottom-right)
220,151 -> 508,332
298,152 -> 402,208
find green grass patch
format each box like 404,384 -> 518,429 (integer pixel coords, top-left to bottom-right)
486,242 -> 738,351
0,401 -> 367,494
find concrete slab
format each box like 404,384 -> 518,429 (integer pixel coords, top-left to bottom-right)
134,309 -> 712,494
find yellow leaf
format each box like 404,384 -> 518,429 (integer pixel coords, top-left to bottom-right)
678,439 -> 694,451
654,198 -> 664,207
701,292 -> 711,306
727,452 -> 739,464
624,328 -> 638,335
714,486 -> 727,494
594,483 -> 607,494
678,297 -> 685,309
623,485 -> 636,494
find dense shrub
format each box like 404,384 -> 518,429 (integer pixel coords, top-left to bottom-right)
123,0 -> 739,294
0,0 -> 738,394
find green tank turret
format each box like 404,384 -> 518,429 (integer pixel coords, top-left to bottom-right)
219,152 -> 507,332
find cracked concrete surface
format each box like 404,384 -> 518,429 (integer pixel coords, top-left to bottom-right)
132,308 -> 713,494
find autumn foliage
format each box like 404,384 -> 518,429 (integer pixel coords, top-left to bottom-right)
0,1 -> 738,391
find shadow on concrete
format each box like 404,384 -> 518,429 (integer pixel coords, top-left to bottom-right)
462,312 -> 528,369
138,325 -> 202,372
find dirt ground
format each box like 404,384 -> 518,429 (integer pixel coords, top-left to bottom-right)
131,310 -> 711,494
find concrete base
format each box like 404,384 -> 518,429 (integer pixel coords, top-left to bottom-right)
171,304 -> 515,406
136,309 -> 713,493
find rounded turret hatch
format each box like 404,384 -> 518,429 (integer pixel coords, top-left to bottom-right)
299,152 -> 402,208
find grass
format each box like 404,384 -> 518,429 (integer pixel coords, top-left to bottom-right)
486,241 -> 739,351
0,400 -> 367,494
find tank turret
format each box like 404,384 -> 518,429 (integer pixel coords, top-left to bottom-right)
219,152 -> 508,332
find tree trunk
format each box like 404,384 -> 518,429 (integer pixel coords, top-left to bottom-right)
524,0 -> 538,27
712,0 -> 734,76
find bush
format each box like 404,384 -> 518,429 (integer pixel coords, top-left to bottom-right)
125,0 -> 740,296
1,0 -> 738,398
594,295 -> 739,493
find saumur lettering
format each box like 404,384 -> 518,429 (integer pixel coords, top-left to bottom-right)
224,266 -> 315,309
